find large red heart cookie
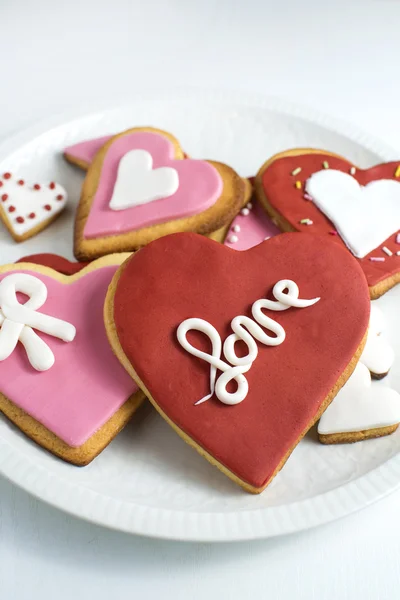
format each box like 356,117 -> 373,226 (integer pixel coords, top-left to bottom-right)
255,149 -> 400,299
74,127 -> 247,260
105,232 -> 370,493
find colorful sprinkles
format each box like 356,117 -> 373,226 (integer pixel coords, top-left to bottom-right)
350,167 -> 356,175
329,230 -> 338,236
299,218 -> 313,226
228,234 -> 238,244
295,181 -> 302,190
240,208 -> 250,216
369,257 -> 385,262
395,165 -> 400,178
382,246 -> 393,256
303,193 -> 313,201
291,167 -> 302,176
323,161 -> 329,169
232,224 -> 241,233
397,251 -> 400,256
396,233 -> 400,244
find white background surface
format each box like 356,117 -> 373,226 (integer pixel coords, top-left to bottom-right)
1,1 -> 400,598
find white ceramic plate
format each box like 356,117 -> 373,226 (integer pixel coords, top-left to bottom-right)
0,90 -> 400,542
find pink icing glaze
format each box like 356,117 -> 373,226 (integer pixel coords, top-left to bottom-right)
83,132 -> 223,239
0,266 -> 137,447
64,135 -> 112,165
224,199 -> 280,250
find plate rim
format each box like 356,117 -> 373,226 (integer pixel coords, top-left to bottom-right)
0,89 -> 399,542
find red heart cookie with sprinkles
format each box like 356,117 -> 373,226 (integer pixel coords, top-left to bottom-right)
74,127 -> 247,260
0,172 -> 67,242
255,149 -> 400,299
105,232 -> 369,493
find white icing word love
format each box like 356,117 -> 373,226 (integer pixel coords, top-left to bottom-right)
305,169 -> 400,258
109,149 -> 179,211
177,280 -> 320,406
0,273 -> 76,371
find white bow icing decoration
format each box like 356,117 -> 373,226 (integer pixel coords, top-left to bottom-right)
0,273 -> 76,371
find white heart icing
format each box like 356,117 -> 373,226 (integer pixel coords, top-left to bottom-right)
318,362 -> 400,435
109,149 -> 179,211
0,176 -> 67,236
305,169 -> 400,258
360,304 -> 394,376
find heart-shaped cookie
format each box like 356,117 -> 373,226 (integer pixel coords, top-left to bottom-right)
105,232 -> 370,493
255,149 -> 400,298
17,253 -> 89,275
74,127 -> 247,260
0,255 -> 143,465
318,362 -> 400,443
0,172 -> 67,241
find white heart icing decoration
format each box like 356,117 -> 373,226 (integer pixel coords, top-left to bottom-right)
318,362 -> 400,435
109,149 -> 179,211
305,169 -> 400,258
360,304 -> 394,376
0,173 -> 67,236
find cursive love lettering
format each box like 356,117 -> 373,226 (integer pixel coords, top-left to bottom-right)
177,280 -> 320,406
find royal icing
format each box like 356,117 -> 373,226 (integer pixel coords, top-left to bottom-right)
64,135 -> 112,166
360,304 -> 394,376
83,132 -> 222,239
0,274 -> 75,371
0,266 -> 137,447
109,149 -> 179,211
305,169 -> 400,259
258,153 -> 400,290
0,173 -> 67,236
318,362 -> 400,435
224,197 -> 280,250
112,232 -> 370,489
177,280 -> 320,405
17,254 -> 89,276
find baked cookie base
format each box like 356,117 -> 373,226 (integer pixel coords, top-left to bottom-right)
319,423 -> 399,445
254,148 -> 400,300
104,257 -> 368,494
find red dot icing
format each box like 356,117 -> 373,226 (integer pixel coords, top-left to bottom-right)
17,179 -> 24,186
56,194 -> 63,201
44,204 -> 52,211
8,206 -> 15,213
16,216 -> 24,224
1,193 -> 8,201
28,212 -> 36,219
34,184 -> 41,190
0,181 -> 3,187
49,182 -> 56,190
3,172 -> 11,179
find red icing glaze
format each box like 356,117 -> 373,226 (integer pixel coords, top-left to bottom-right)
17,254 -> 89,275
260,153 -> 400,288
112,232 -> 370,489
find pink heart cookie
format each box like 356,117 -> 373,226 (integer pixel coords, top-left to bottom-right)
74,127 -> 247,260
0,255 -> 143,465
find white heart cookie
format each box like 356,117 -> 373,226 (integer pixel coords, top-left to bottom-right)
360,303 -> 394,377
109,149 -> 179,211
318,362 -> 400,435
0,173 -> 67,240
305,169 -> 400,258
